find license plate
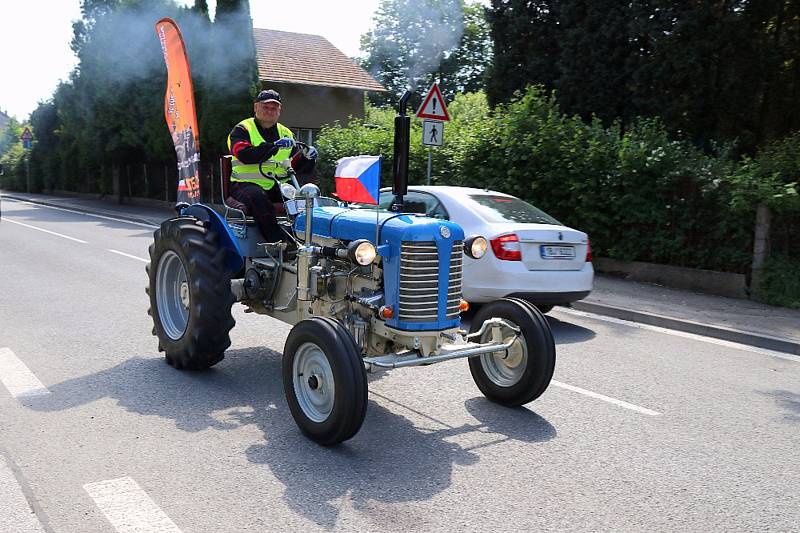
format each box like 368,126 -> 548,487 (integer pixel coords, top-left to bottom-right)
540,245 -> 575,259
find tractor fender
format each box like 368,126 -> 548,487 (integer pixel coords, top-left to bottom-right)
180,204 -> 244,273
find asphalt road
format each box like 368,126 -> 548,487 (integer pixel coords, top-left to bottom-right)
1,197 -> 798,533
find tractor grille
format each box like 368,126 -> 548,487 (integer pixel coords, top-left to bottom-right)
398,241 -> 463,322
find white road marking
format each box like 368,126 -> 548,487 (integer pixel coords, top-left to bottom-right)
0,348 -> 50,398
2,218 -> 88,243
558,308 -> 800,363
4,197 -> 158,228
108,249 -> 149,263
0,455 -> 47,533
84,477 -> 182,533
551,380 -> 661,416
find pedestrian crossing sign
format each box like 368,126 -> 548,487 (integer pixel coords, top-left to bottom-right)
422,120 -> 444,147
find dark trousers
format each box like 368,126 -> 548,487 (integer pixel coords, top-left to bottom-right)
229,182 -> 284,242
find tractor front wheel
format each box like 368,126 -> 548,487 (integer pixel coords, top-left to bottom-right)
468,297 -> 556,406
283,317 -> 368,445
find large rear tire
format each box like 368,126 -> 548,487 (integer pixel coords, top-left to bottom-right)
283,317 -> 368,445
146,217 -> 235,370
468,297 -> 556,406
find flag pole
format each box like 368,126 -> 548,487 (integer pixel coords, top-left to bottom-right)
375,155 -> 381,247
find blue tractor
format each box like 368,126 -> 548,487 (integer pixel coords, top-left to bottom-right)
146,93 -> 556,445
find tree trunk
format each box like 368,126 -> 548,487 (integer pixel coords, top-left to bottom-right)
750,203 -> 771,297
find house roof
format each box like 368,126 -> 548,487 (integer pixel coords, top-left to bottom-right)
253,28 -> 386,92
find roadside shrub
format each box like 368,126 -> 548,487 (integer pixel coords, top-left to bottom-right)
731,132 -> 800,263
753,254 -> 800,309
314,86 -> 792,293
0,144 -> 27,191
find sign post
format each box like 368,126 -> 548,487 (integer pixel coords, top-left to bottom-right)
20,128 -> 33,192
416,83 -> 450,185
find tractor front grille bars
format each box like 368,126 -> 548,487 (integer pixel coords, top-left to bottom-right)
398,241 -> 462,322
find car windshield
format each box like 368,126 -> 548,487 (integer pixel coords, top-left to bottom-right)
468,194 -> 562,225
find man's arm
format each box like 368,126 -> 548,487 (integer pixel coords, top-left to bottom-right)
229,124 -> 278,164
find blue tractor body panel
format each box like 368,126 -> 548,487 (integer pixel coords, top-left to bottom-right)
296,207 -> 464,331
180,204 -> 245,273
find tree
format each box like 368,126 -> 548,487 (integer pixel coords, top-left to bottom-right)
486,0 -> 800,152
484,0 -> 562,108
360,0 -> 492,107
193,0 -> 208,18
201,0 -> 258,162
555,0 -> 639,126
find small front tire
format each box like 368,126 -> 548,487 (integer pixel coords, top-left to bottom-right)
283,318 -> 368,445
468,297 -> 556,406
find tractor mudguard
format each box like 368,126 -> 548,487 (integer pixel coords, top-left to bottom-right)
180,204 -> 244,273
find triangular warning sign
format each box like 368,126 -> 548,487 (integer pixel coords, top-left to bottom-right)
416,83 -> 450,122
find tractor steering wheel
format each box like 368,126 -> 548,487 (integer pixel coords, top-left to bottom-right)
258,140 -> 309,180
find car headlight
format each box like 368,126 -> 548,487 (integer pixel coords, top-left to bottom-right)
348,239 -> 376,265
464,236 -> 488,259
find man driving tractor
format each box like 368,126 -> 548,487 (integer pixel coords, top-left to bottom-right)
227,89 -> 318,242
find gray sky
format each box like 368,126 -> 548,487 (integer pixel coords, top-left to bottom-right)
0,0 -> 382,120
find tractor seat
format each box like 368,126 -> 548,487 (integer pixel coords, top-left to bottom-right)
220,156 -> 286,220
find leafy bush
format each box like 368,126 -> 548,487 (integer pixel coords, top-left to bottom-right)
731,133 -> 800,264
753,254 -> 800,309
317,86 -> 756,274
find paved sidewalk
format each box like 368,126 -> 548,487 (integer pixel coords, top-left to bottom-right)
1,191 -> 175,227
3,190 -> 798,356
574,276 -> 800,355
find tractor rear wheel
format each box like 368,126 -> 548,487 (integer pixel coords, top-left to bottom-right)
146,217 -> 235,370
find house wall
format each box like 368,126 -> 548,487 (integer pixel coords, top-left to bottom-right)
262,82 -> 365,130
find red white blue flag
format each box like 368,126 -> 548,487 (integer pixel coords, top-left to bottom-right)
335,155 -> 381,204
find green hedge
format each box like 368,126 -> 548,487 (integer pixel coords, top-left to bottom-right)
317,87 -> 755,274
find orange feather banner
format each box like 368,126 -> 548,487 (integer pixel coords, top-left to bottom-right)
155,18 -> 201,204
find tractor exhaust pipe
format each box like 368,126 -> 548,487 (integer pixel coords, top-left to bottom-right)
390,90 -> 412,212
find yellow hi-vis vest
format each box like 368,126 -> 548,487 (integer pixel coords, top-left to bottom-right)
227,119 -> 294,190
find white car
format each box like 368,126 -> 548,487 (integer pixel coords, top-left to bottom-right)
378,186 -> 594,312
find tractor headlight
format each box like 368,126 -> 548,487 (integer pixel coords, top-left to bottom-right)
348,239 -> 376,265
465,236 -> 488,259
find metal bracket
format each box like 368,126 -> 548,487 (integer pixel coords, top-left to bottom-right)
465,318 -> 520,341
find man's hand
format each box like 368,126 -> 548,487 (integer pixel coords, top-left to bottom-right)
303,145 -> 318,160
273,137 -> 295,149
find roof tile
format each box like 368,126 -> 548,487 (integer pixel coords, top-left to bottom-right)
253,28 -> 386,92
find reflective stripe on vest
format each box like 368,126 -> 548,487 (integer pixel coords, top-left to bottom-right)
227,119 -> 294,189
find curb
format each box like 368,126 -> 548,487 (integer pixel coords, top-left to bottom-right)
2,194 -> 166,227
572,301 -> 800,356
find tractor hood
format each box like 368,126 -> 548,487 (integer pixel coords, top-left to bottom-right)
294,207 -> 465,248
295,207 -> 465,332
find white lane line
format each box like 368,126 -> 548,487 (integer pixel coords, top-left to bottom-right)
4,197 -> 158,228
108,249 -> 149,263
2,218 -> 88,243
558,308 -> 799,363
551,380 -> 661,416
84,477 -> 182,533
0,455 -> 47,533
0,348 -> 50,398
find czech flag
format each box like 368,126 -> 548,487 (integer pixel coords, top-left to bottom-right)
335,155 -> 381,204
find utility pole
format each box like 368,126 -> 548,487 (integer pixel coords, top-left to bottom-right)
20,127 -> 33,193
